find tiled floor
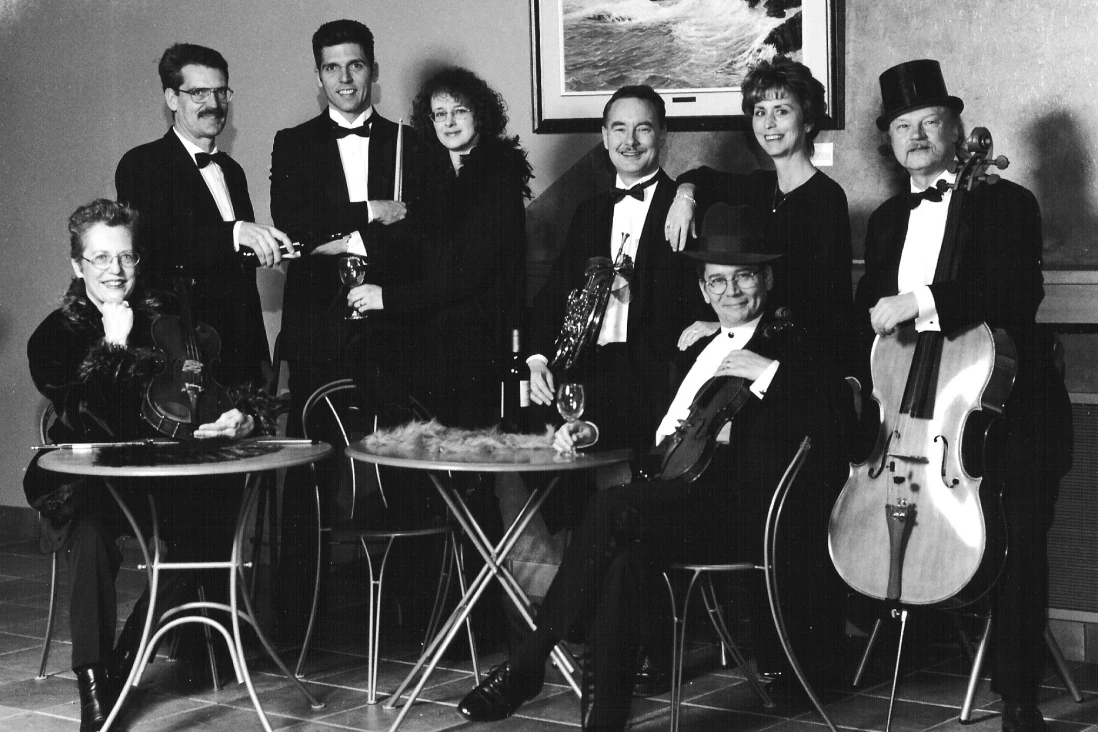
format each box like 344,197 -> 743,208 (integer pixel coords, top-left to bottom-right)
0,533 -> 1095,732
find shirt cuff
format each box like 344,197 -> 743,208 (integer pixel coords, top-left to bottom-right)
526,355 -> 548,369
913,285 -> 941,332
750,359 -> 780,399
346,230 -> 367,256
232,221 -> 242,252
366,201 -> 376,223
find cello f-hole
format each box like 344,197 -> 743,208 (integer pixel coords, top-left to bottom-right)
933,435 -> 960,487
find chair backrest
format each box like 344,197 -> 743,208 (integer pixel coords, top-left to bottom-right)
39,403 -> 56,445
302,378 -> 380,519
762,436 -> 813,573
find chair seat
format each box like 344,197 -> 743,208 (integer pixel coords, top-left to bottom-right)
670,561 -> 757,573
330,518 -> 454,543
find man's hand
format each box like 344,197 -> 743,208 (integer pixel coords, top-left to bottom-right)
664,184 -> 697,251
869,293 -> 919,336
528,360 -> 555,405
371,200 -> 408,226
553,420 -> 599,453
239,222 -> 293,267
677,320 -> 719,350
347,283 -> 384,313
194,408 -> 255,440
100,301 -> 133,346
311,235 -> 351,256
714,349 -> 773,381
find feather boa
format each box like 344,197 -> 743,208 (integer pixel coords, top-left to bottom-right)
364,419 -> 554,454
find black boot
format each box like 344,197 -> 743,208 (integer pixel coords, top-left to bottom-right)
76,664 -> 116,732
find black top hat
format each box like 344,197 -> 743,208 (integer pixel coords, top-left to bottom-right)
876,59 -> 964,131
681,204 -> 781,266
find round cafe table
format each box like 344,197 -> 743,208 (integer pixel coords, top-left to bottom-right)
38,438 -> 333,732
344,439 -> 631,732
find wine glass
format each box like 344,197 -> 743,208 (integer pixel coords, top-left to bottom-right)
556,383 -> 585,423
338,255 -> 368,320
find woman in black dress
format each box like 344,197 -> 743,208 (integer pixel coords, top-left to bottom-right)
666,56 -> 854,374
25,199 -> 268,731
348,67 -> 532,427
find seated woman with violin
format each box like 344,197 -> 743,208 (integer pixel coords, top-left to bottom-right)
456,205 -> 854,732
23,199 -> 273,732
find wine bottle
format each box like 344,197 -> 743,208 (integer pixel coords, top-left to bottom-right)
501,328 -> 530,432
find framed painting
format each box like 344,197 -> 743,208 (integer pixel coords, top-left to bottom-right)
530,0 -> 841,132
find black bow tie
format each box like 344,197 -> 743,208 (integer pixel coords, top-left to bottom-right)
611,175 -> 658,204
909,183 -> 946,209
332,119 -> 371,139
194,151 -> 229,170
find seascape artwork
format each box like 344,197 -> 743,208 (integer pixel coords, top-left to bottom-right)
561,0 -> 803,92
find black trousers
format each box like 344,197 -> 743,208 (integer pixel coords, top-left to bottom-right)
65,478 -> 238,670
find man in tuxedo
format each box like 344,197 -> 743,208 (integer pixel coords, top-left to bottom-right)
855,60 -> 1072,732
459,204 -> 852,731
527,84 -> 697,454
116,43 -> 291,387
269,19 -> 419,636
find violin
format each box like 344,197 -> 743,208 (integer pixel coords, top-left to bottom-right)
828,128 -> 1014,607
141,277 -> 235,439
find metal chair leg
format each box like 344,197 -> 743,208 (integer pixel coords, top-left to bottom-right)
197,584 -> 223,691
662,570 -> 699,732
699,575 -> 773,708
36,551 -> 59,680
422,530 -> 455,648
1045,626 -> 1083,703
295,478 -> 324,679
362,536 -> 396,704
452,536 -> 480,682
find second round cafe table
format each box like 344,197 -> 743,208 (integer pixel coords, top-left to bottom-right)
343,438 -> 631,732
38,437 -> 333,732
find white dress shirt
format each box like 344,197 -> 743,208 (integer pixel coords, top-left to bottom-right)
329,106 -> 376,255
898,169 -> 956,332
654,315 -> 779,445
598,170 -> 660,345
173,128 -> 242,248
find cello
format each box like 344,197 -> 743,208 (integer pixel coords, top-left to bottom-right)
828,128 -> 1013,608
141,277 -> 235,439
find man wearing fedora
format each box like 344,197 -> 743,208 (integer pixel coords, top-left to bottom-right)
855,59 -> 1072,732
458,204 -> 853,731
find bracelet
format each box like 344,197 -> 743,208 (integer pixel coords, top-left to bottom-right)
674,192 -> 696,205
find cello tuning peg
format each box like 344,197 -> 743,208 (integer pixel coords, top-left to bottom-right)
990,155 -> 1009,170
983,173 -> 1001,185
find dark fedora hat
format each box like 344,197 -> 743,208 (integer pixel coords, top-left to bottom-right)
876,59 -> 964,131
681,204 -> 781,265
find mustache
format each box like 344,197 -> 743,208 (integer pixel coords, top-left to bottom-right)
199,110 -> 226,119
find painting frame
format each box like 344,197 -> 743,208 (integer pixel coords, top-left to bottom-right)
530,0 -> 843,133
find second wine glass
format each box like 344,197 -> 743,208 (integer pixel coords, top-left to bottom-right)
338,255 -> 368,320
556,382 -> 585,423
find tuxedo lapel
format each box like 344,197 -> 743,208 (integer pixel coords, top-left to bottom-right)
629,170 -> 673,331
368,114 -> 396,201
162,130 -> 224,222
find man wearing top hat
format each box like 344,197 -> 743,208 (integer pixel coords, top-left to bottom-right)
855,59 -> 1072,732
458,204 -> 853,731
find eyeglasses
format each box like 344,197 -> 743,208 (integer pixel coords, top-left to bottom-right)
430,107 -> 472,123
82,252 -> 140,270
703,270 -> 760,295
176,86 -> 233,104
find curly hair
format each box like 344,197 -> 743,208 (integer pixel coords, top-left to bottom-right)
741,56 -> 827,155
68,199 -> 140,261
411,67 -> 509,143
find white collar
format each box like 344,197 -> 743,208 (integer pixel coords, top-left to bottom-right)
614,168 -> 660,190
173,127 -> 218,164
328,106 -> 374,129
719,313 -> 764,343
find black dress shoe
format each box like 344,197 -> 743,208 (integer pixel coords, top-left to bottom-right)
457,662 -> 541,722
1002,701 -> 1046,732
76,664 -> 116,732
632,653 -> 670,697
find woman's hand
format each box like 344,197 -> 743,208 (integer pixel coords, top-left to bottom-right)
194,408 -> 255,440
347,284 -> 384,313
677,321 -> 719,350
664,184 -> 697,251
100,301 -> 133,346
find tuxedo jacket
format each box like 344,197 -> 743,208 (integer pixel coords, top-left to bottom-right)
115,129 -> 269,385
530,170 -> 699,442
854,179 -> 1072,481
270,111 -> 418,363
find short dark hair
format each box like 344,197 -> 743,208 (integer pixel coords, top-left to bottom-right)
741,56 -> 827,155
158,43 -> 229,91
602,85 -> 666,128
312,20 -> 375,68
411,67 -> 509,142
68,199 -> 139,260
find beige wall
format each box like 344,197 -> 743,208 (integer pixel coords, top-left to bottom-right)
1,1 -> 1093,509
